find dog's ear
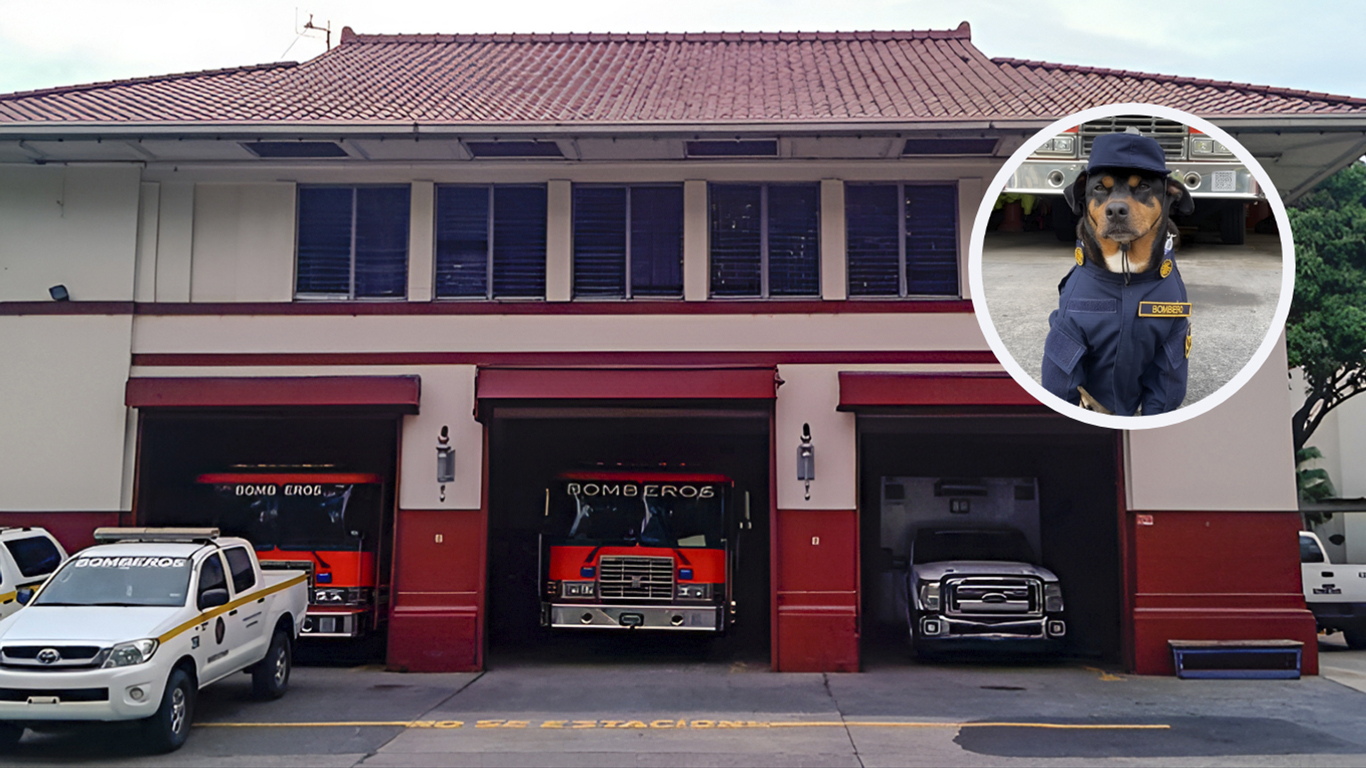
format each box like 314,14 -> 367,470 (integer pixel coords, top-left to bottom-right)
1064,171 -> 1089,216
1166,178 -> 1195,216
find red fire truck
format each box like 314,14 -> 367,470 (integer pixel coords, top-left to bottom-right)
187,471 -> 390,640
540,471 -> 748,632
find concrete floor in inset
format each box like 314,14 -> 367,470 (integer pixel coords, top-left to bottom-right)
980,231 -> 1284,411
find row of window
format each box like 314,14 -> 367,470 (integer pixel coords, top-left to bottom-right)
295,182 -> 959,300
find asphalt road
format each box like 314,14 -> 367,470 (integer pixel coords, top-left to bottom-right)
4,636 -> 1366,767
979,231 -> 1284,413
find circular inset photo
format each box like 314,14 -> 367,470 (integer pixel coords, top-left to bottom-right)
969,103 -> 1294,429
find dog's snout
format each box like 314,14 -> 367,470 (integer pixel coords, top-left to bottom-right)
1105,202 -> 1129,220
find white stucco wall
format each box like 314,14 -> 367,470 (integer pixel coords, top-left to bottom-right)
0,315 -> 133,511
190,183 -> 296,303
0,166 -> 141,302
775,365 -> 857,509
1127,333 -> 1298,511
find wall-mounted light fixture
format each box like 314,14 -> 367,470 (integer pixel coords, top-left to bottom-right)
436,425 -> 454,502
797,422 -> 815,501
48,284 -> 69,301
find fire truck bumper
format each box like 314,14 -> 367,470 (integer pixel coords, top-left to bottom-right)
301,608 -> 369,638
546,604 -> 722,631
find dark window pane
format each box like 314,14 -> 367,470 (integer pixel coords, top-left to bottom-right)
573,187 -> 627,297
709,184 -> 762,297
225,547 -> 256,593
846,185 -> 900,296
4,537 -> 61,579
296,187 -> 353,296
199,554 -> 227,594
354,186 -> 410,298
630,186 -> 683,297
435,187 -> 490,298
767,184 -> 820,296
493,186 -> 547,298
905,186 -> 959,296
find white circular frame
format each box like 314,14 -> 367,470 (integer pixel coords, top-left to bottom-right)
968,102 -> 1296,430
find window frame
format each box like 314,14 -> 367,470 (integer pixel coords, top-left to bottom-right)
433,184 -> 549,301
571,183 -> 685,300
707,182 -> 821,299
844,181 -> 960,299
294,184 -> 411,301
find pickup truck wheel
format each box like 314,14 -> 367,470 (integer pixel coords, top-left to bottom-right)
1343,627 -> 1366,650
0,722 -> 23,748
142,668 -> 195,753
252,628 -> 292,700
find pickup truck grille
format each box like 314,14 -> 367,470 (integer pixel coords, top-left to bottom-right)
944,576 -> 1042,618
597,556 -> 674,600
1,645 -> 106,669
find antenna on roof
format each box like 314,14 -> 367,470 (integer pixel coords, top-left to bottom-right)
281,8 -> 332,59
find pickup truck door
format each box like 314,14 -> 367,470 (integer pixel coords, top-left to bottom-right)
195,551 -> 242,683
222,545 -> 270,667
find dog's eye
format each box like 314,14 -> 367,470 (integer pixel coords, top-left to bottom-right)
1137,182 -> 1150,191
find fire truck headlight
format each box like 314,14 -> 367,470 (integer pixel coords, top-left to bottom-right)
562,581 -> 595,597
919,582 -> 940,611
1044,584 -> 1064,613
314,588 -> 347,604
676,584 -> 711,599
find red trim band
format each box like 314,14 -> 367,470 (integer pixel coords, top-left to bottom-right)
196,472 -> 385,485
132,350 -> 999,367
126,375 -> 421,411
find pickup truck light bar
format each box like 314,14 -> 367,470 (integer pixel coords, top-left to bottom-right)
93,527 -> 221,544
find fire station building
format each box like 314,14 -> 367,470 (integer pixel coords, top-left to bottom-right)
3,25 -> 1365,675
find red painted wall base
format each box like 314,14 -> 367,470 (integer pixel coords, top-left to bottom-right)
387,509 -> 486,673
1128,510 -> 1318,675
773,509 -> 859,672
387,607 -> 481,672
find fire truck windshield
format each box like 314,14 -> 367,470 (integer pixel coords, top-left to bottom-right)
203,483 -> 377,552
548,482 -> 726,548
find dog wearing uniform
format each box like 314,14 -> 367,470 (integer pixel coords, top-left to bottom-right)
1041,132 -> 1195,416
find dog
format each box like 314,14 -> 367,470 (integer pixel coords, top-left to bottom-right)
1041,131 -> 1195,416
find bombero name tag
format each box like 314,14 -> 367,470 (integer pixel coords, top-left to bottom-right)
1138,301 -> 1191,318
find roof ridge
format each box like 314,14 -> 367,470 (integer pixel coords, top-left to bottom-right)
0,61 -> 298,101
992,57 -> 1366,105
336,23 -> 972,46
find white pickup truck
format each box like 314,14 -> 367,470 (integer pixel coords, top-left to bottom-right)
0,527 -> 68,622
1300,531 -> 1366,649
0,528 -> 308,752
907,526 -> 1067,654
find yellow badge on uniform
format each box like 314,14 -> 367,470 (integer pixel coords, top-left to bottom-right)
1160,259 -> 1173,278
1074,247 -> 1084,266
1185,333 -> 1192,358
1138,301 -> 1192,318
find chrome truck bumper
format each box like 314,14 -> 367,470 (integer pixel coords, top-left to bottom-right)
301,609 -> 370,638
918,614 -> 1066,642
546,603 -> 722,631
1005,160 -> 1261,199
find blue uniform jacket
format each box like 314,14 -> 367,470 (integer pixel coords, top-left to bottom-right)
1041,243 -> 1191,416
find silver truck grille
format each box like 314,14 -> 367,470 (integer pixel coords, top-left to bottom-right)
1,645 -> 106,669
944,576 -> 1041,618
1081,116 -> 1186,159
597,556 -> 674,600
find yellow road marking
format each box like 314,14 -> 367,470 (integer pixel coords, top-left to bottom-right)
1084,666 -> 1125,682
198,719 -> 1169,731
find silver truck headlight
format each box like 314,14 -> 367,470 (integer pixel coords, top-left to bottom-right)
103,639 -> 159,668
676,584 -> 712,599
562,581 -> 595,597
919,582 -> 940,611
1044,583 -> 1064,613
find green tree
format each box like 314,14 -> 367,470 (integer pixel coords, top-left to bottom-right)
1287,160 -> 1366,455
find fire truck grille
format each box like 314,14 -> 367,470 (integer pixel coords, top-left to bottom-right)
944,576 -> 1041,618
597,556 -> 675,600
1081,116 -> 1186,159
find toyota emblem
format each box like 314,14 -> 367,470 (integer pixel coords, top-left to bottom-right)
36,648 -> 61,665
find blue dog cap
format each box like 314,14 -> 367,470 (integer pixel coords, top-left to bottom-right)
1088,133 -> 1168,175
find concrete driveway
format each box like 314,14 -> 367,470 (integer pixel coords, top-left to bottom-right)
4,638 -> 1366,767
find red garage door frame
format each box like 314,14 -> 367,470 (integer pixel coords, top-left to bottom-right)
126,375 -> 421,412
476,365 -> 780,403
837,371 -> 1040,409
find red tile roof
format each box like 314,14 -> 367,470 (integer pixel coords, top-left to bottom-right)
2,24 -> 1362,126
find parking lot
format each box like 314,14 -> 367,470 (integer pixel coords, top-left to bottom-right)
3,636 -> 1366,767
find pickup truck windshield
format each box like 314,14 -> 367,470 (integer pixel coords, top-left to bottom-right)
34,555 -> 194,607
546,481 -> 726,548
912,529 -> 1037,565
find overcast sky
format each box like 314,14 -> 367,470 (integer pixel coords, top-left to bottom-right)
1,0 -> 1362,98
